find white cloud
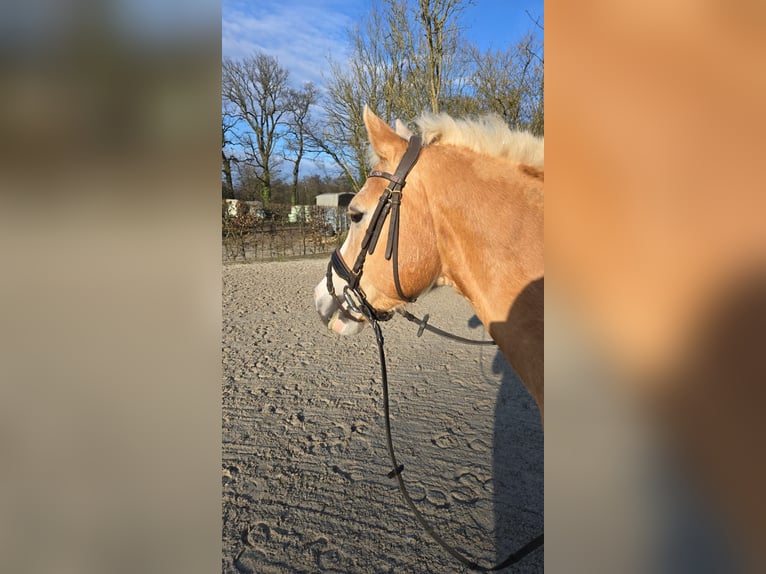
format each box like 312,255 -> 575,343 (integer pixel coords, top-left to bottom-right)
222,0 -> 359,88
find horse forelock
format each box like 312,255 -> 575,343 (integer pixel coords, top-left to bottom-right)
415,112 -> 544,169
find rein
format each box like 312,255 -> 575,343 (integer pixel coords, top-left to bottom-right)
326,134 -> 543,570
370,315 -> 543,571
398,309 -> 496,346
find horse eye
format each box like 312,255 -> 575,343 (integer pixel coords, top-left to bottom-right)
349,211 -> 364,224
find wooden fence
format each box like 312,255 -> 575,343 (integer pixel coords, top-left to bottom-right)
222,204 -> 349,262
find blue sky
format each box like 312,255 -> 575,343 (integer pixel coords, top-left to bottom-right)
222,0 -> 543,178
222,0 -> 544,88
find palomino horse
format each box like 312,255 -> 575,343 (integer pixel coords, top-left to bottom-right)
314,106 -> 544,420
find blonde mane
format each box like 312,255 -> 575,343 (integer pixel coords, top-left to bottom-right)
416,112 -> 544,169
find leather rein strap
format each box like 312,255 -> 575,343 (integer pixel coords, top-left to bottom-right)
370,314 -> 543,571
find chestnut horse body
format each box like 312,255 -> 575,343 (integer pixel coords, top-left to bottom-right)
314,107 -> 544,419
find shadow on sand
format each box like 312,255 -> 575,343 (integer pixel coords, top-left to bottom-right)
490,349 -> 544,572
467,294 -> 543,572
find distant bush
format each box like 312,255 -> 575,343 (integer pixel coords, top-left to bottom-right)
222,203 -> 347,262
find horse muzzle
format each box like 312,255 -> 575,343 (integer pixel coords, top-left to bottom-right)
314,274 -> 368,336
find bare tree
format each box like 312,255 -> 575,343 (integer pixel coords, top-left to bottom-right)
464,34 -> 543,134
413,0 -> 467,113
308,60 -> 372,192
317,0 -> 469,190
529,70 -> 544,136
314,0 -> 543,187
221,100 -> 239,198
222,54 -> 290,204
309,3 -> 415,191
284,82 -> 318,205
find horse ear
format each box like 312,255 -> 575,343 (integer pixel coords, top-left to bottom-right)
363,105 -> 407,163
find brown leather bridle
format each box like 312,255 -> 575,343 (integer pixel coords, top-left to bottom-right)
325,134 -> 423,323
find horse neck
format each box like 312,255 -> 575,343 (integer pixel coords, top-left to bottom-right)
425,150 -> 544,329
422,150 -> 544,414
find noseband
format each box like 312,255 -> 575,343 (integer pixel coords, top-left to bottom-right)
326,134 -> 423,322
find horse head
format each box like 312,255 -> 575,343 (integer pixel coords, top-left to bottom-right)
314,106 -> 441,335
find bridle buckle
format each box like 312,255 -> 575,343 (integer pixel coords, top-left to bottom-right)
342,285 -> 365,316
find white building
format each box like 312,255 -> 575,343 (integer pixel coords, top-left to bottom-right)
315,192 -> 355,208
314,192 -> 355,234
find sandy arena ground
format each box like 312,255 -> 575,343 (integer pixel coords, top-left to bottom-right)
222,259 -> 543,573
